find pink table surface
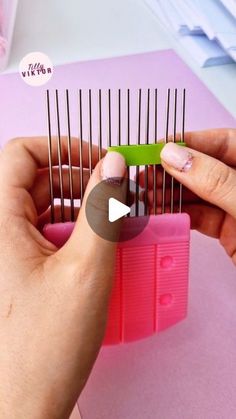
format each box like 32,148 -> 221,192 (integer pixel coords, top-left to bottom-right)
0,50 -> 235,419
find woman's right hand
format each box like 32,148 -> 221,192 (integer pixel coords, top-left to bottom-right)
140,128 -> 236,265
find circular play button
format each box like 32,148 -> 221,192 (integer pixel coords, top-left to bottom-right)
108,197 -> 130,222
85,178 -> 149,242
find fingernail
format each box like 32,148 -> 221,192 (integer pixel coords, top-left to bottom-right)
101,151 -> 126,184
160,143 -> 193,172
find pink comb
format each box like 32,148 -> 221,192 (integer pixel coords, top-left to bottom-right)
43,88 -> 190,344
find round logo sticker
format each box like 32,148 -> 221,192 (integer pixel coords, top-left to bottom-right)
19,52 -> 53,87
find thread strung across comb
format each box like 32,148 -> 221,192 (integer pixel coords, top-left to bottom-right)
46,88 -> 186,222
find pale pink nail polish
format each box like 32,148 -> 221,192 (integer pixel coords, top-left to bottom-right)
160,143 -> 193,172
102,151 -> 126,183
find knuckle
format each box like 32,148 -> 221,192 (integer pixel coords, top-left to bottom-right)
76,261 -> 111,287
3,137 -> 23,153
52,254 -> 88,282
202,161 -> 232,200
58,257 -> 112,292
227,128 -> 236,141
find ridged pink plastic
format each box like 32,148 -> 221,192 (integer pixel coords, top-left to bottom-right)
43,213 -> 190,345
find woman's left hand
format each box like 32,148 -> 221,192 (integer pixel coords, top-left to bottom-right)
0,137 -> 126,419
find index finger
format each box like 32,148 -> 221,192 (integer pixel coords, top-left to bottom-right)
184,128 -> 236,166
0,137 -> 105,190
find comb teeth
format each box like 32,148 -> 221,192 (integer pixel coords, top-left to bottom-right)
46,88 -> 186,223
79,89 -> 84,202
46,89 -> 54,224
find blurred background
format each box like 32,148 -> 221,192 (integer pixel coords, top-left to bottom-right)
1,0 -> 236,117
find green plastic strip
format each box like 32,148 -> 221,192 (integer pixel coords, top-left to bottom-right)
108,142 -> 186,166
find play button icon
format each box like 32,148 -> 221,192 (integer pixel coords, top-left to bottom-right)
108,198 -> 130,222
85,178 -> 149,242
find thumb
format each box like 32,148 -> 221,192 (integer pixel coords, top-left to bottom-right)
63,151 -> 127,276
160,142 -> 236,219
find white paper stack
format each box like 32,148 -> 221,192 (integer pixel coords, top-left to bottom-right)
144,0 -> 236,67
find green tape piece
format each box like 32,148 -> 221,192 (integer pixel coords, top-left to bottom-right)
108,142 -> 186,166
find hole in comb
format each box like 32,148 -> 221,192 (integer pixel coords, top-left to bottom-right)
160,294 -> 173,306
160,256 -> 173,268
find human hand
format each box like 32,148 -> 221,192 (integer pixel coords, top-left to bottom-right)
0,137 -> 126,419
139,128 -> 236,265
